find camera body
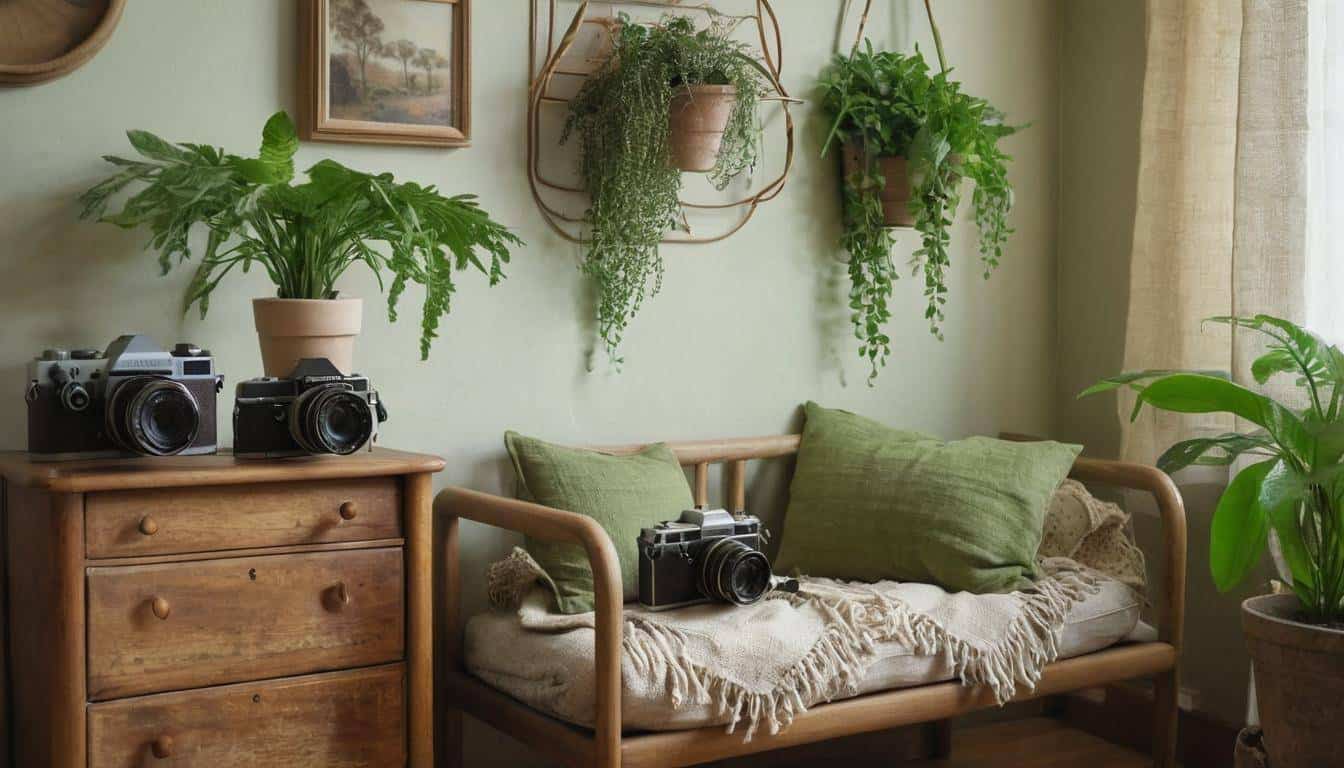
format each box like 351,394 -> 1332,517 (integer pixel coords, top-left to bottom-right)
638,508 -> 770,611
25,335 -> 222,460
233,358 -> 386,458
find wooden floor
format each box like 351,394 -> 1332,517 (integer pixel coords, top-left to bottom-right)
909,717 -> 1154,767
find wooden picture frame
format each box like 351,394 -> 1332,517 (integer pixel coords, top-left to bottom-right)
300,0 -> 470,148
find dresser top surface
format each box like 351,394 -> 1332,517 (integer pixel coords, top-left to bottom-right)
0,447 -> 445,492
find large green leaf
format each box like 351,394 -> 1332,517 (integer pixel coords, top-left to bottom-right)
258,111 -> 298,184
1210,460 -> 1273,592
1207,314 -> 1344,412
1136,374 -> 1311,461
1156,431 -> 1276,473
1077,369 -> 1211,399
1250,348 -> 1299,385
126,129 -> 193,163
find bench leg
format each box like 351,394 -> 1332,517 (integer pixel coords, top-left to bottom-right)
931,718 -> 953,759
1152,669 -> 1178,768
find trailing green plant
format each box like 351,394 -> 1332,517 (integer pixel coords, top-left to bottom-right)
1083,315 -> 1344,625
818,12 -> 1021,383
78,111 -> 522,359
562,14 -> 766,364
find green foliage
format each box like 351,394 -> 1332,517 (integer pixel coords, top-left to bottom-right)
818,43 -> 1021,383
562,14 -> 765,364
79,111 -> 523,360
1083,314 -> 1344,624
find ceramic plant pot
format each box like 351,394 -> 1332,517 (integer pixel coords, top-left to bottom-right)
252,297 -> 363,377
1242,593 -> 1344,768
667,84 -> 737,172
841,141 -> 916,228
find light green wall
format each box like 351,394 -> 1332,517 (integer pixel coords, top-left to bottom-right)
0,1 -> 1058,762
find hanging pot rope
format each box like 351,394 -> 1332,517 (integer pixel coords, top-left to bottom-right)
843,0 -> 948,74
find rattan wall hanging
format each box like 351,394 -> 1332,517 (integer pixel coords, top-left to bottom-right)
527,0 -> 799,245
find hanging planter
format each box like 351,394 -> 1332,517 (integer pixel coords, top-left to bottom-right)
820,0 -> 1023,383
561,14 -> 766,365
668,84 -> 739,172
839,143 -> 915,228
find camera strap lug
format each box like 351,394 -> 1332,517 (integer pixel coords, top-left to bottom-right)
25,381 -> 38,403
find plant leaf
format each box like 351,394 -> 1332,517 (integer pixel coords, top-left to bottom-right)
1210,460 -> 1273,592
258,111 -> 298,183
1078,369 -> 1209,399
1156,431 -> 1276,473
1135,374 -> 1312,462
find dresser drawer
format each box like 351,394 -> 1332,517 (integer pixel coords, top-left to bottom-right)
85,477 -> 402,558
88,664 -> 406,768
87,547 -> 404,700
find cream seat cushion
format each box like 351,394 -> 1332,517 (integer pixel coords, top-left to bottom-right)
465,577 -> 1146,732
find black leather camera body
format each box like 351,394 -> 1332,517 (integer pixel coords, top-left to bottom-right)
25,335 -> 222,460
233,358 -> 386,458
637,508 -> 772,610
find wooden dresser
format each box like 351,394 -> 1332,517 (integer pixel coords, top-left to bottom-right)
0,448 -> 444,768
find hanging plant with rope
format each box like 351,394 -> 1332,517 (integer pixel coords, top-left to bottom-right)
562,14 -> 767,366
819,0 -> 1022,383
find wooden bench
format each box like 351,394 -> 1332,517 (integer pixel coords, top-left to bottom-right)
435,435 -> 1186,767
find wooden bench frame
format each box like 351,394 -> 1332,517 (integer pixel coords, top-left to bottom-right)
435,435 -> 1186,767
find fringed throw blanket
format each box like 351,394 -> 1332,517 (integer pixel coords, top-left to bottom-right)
483,479 -> 1147,740
489,551 -> 1111,740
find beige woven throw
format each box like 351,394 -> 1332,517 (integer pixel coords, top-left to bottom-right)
484,480 -> 1146,740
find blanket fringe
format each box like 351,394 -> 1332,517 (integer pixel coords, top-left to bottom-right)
619,564 -> 1099,741
486,548 -> 546,609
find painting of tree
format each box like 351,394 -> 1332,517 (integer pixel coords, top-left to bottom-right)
331,0 -> 384,98
387,38 -> 418,91
323,0 -> 456,128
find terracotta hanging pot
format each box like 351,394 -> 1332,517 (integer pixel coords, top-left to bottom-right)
252,297 -> 363,377
841,141 -> 916,228
1242,594 -> 1344,768
667,84 -> 737,172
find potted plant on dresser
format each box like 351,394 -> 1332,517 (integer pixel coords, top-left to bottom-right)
1085,315 -> 1344,768
818,0 -> 1021,384
562,14 -> 765,364
79,111 -> 522,374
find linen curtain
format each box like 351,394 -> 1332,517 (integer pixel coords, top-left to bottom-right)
1120,0 -> 1310,465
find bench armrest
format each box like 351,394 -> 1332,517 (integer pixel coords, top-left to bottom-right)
435,486 -> 624,764
1068,456 -> 1187,651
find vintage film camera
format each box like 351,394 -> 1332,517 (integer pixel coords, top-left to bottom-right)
638,508 -> 793,611
233,358 -> 386,458
25,335 -> 222,460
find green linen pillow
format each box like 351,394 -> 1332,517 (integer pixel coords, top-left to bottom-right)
505,431 -> 694,614
774,403 -> 1082,594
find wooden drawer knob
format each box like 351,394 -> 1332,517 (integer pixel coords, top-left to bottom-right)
138,516 -> 159,536
338,501 -> 358,520
326,581 -> 351,612
150,735 -> 173,758
150,596 -> 171,620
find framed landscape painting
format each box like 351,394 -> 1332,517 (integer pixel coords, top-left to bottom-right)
300,0 -> 470,147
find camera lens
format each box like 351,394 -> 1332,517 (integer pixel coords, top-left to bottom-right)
106,376 -> 200,456
698,538 -> 772,606
289,384 -> 373,455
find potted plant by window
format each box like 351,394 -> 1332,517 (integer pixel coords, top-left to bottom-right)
79,111 -> 522,375
562,14 -> 765,364
818,3 -> 1020,384
1084,315 -> 1344,768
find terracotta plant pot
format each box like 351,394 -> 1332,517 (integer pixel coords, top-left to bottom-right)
841,142 -> 916,228
252,297 -> 362,377
1243,594 -> 1344,768
667,84 -> 737,172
